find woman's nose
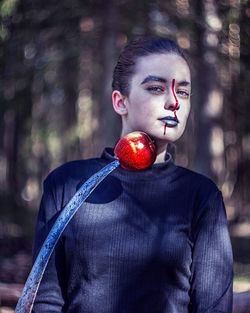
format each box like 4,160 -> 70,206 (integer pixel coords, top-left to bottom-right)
164,101 -> 175,111
164,93 -> 179,111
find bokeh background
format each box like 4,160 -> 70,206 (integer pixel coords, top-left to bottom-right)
0,0 -> 250,311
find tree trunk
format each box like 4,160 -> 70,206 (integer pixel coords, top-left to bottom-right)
94,0 -> 121,155
192,0 -> 224,183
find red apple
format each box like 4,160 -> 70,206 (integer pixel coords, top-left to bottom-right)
114,131 -> 157,170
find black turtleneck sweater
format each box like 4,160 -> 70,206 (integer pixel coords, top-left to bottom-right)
32,148 -> 233,313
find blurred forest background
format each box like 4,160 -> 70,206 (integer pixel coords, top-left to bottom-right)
0,0 -> 250,311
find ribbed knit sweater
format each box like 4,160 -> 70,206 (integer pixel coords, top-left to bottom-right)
32,148 -> 233,313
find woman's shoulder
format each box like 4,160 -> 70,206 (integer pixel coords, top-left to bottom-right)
175,166 -> 225,225
44,157 -> 107,187
175,165 -> 220,199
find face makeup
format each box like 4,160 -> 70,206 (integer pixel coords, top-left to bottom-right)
120,53 -> 191,147
160,78 -> 179,135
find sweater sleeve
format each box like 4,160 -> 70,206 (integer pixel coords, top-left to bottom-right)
32,176 -> 66,313
189,190 -> 233,313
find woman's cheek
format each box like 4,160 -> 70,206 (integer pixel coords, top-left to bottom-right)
182,101 -> 191,115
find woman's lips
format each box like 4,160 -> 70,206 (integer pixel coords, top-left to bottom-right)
158,116 -> 179,127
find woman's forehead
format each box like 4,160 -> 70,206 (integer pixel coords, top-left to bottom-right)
134,53 -> 191,81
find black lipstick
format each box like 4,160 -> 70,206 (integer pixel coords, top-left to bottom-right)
158,116 -> 179,127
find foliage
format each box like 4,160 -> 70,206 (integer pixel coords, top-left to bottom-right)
1,0 -> 250,224
0,0 -> 250,307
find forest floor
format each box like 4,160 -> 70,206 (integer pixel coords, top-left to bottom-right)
0,222 -> 250,312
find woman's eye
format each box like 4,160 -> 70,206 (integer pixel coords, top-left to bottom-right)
146,86 -> 165,94
177,90 -> 190,98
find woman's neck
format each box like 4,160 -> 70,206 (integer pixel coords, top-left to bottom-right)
154,141 -> 168,163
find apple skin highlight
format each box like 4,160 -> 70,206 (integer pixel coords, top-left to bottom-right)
114,131 -> 157,170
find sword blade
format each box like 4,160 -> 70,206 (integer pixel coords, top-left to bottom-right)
15,160 -> 120,313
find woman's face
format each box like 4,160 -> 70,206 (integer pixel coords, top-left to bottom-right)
122,53 -> 191,146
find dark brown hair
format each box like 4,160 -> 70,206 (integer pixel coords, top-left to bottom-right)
112,37 -> 188,96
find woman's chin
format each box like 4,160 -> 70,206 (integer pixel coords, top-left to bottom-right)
151,128 -> 182,143
162,126 -> 185,142
123,126 -> 184,144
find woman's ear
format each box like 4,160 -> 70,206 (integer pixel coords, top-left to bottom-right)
112,90 -> 128,116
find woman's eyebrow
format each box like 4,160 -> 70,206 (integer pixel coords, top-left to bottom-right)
178,80 -> 191,87
140,76 -> 191,87
140,75 -> 167,85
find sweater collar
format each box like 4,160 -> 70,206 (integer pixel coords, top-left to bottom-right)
101,147 -> 176,180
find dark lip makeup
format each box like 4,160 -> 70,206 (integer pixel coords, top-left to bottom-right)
158,116 -> 179,128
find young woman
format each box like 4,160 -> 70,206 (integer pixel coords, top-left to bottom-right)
32,37 -> 233,312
